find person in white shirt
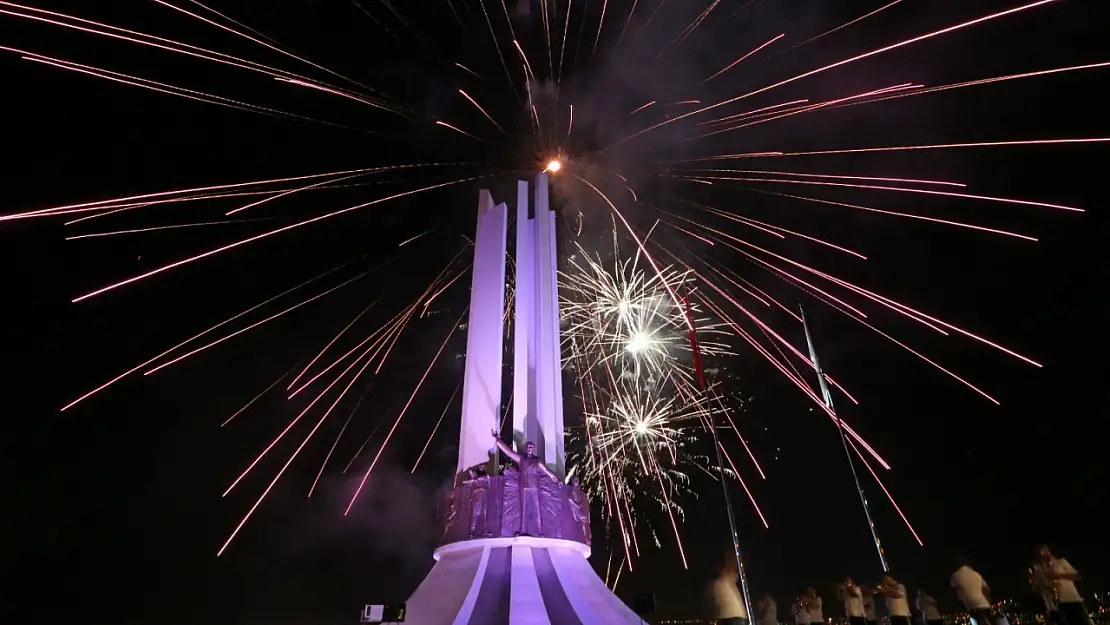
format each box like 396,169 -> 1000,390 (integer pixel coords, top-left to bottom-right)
712,555 -> 749,625
758,595 -> 779,625
793,594 -> 812,625
837,576 -> 866,625
1032,545 -> 1089,625
861,588 -> 878,625
805,587 -> 824,625
916,589 -> 943,625
876,572 -> 911,625
950,557 -> 992,625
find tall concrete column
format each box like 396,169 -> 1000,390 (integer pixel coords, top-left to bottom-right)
456,190 -> 508,475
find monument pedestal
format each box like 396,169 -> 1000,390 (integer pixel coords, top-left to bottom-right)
400,537 -> 644,624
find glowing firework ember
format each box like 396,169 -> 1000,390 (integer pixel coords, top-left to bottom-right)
2,0 -> 1103,566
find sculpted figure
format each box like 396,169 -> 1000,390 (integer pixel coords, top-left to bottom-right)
568,476 -> 590,543
465,467 -> 490,537
491,429 -> 558,536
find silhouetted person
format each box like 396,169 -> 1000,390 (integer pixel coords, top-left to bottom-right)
838,575 -> 866,625
712,554 -> 749,625
876,572 -> 911,625
916,589 -> 943,625
805,587 -> 824,625
1032,545 -> 1090,625
951,557 -> 992,625
862,588 -> 878,625
793,593 -> 812,625
758,595 -> 779,625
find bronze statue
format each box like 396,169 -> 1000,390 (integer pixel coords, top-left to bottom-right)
567,476 -> 590,541
465,467 -> 490,537
492,429 -> 558,537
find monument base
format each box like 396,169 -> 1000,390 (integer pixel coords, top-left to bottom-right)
399,536 -> 646,624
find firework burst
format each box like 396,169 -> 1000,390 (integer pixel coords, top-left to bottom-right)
2,0 -> 1104,568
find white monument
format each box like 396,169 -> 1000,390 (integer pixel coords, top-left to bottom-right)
393,174 -> 646,624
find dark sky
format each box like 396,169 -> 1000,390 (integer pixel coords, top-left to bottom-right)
4,1 -> 1108,624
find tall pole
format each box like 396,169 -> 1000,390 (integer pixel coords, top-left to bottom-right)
683,288 -> 754,622
799,305 -> 889,572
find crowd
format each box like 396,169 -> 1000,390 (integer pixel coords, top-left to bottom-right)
711,545 -> 1093,625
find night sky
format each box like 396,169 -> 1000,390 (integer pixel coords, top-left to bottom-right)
4,1 -> 1108,624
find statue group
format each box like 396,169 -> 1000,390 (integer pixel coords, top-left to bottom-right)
437,433 -> 590,548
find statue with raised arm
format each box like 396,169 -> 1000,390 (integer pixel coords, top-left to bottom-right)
492,429 -> 557,536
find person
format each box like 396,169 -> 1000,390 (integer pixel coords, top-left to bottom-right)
711,554 -> 749,625
1032,545 -> 1089,625
757,595 -> 778,625
916,589 -> 943,625
950,557 -> 992,625
862,588 -> 878,625
876,572 -> 911,625
491,430 -> 558,536
805,587 -> 824,625
793,594 -> 812,625
838,576 -> 866,625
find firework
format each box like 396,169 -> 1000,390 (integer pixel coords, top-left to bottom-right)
2,0 -> 1104,567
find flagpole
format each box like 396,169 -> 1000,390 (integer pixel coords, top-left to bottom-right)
799,305 -> 889,571
683,287 -> 754,621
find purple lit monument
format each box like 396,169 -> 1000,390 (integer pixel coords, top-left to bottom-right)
395,174 -> 646,624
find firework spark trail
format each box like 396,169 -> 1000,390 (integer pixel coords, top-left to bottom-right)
149,0 -> 372,91
717,442 -> 769,528
819,62 -> 1110,115
704,236 -> 1004,403
474,0 -> 519,101
14,52 -> 358,128
0,3 -> 345,89
671,216 -> 871,319
274,77 -> 401,115
221,361 -> 304,428
290,246 -> 467,399
690,202 -> 868,259
68,178 -> 476,302
412,381 -> 463,473
58,256 -> 390,411
690,269 -> 890,467
64,218 -> 277,241
226,173 -> 371,216
847,437 -> 924,545
308,375 -> 377,498
455,62 -> 484,81
590,0 -> 609,57
744,188 -> 1039,241
458,89 -> 508,134
778,0 -> 906,54
398,230 -> 434,248
617,0 -> 1062,144
692,138 -> 1110,162
614,0 -> 640,50
435,120 -> 486,142
289,296 -> 427,399
668,0 -> 724,52
626,101 -> 656,117
690,84 -> 919,140
2,164 -> 452,221
686,169 -> 967,188
696,99 -> 808,127
217,315 -> 390,556
701,33 -> 784,84
556,0 -> 573,85
344,307 -> 469,515
699,279 -> 863,408
144,272 -> 378,376
288,297 -> 384,391
573,175 -> 692,329
695,176 -> 1085,213
224,308 -> 414,499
